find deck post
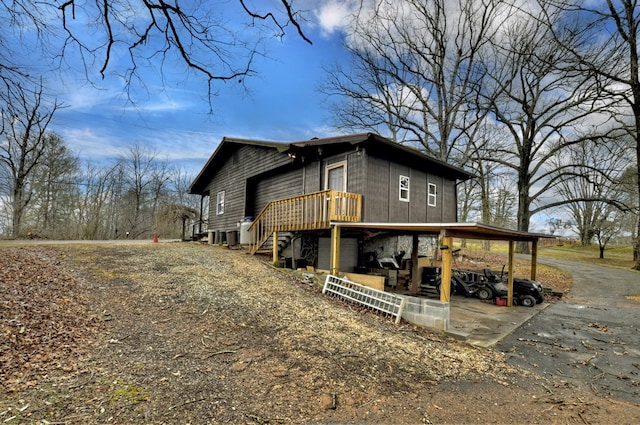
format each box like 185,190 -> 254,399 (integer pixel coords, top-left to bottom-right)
507,240 -> 515,306
330,225 -> 341,275
329,191 -> 336,222
272,231 -> 278,264
198,195 -> 204,234
440,235 -> 452,303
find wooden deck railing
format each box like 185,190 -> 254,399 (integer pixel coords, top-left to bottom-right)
248,190 -> 362,254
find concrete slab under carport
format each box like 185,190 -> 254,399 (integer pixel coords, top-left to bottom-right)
447,296 -> 550,347
394,291 -> 550,347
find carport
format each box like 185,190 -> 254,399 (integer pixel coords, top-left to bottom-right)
328,222 -> 550,307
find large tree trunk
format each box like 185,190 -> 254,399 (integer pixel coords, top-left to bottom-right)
12,188 -> 23,238
617,0 -> 640,269
633,111 -> 640,269
517,169 -> 532,254
630,48 -> 640,269
11,176 -> 30,238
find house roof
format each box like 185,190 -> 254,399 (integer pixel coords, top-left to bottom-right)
189,133 -> 474,195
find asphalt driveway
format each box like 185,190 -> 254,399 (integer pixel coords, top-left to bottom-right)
496,257 -> 640,404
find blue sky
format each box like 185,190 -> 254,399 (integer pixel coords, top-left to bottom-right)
43,1 -> 351,174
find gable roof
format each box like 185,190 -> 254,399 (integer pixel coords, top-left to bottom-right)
189,133 -> 474,195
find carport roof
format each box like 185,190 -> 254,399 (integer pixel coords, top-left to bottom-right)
330,222 -> 553,242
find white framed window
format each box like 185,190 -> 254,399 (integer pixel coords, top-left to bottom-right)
216,190 -> 225,215
399,175 -> 410,202
428,183 -> 437,207
325,161 -> 347,192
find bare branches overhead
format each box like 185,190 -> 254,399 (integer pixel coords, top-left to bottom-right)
322,0 -> 505,161
1,1 -> 311,108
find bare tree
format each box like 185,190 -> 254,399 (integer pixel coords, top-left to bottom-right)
1,1 -> 311,108
109,162 -> 129,238
171,167 -> 202,212
594,214 -> 624,259
168,166 -> 205,236
75,162 -> 117,239
117,145 -> 158,238
459,120 -> 517,226
28,133 -> 80,238
322,49 -> 416,144
0,82 -> 60,238
550,0 -> 640,268
551,138 -> 633,245
618,166 -> 640,243
478,2 -> 608,251
455,120 -> 518,249
321,0 -> 505,160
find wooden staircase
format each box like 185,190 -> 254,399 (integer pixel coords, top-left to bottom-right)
248,190 -> 362,255
252,231 -> 294,255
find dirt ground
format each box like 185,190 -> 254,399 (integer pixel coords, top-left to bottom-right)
2,243 -> 639,424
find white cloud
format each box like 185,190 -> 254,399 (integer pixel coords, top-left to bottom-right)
315,0 -> 358,35
58,127 -> 126,160
55,124 -> 221,168
57,85 -> 118,111
123,99 -> 192,114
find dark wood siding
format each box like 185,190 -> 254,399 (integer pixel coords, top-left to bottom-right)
363,155 -> 390,222
303,161 -> 321,193
206,145 -> 291,231
253,167 -> 304,216
345,151 -> 366,195
409,169 -> 427,222
441,178 -> 457,221
364,153 -> 458,223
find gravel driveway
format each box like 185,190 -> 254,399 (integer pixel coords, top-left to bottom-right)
497,256 -> 640,404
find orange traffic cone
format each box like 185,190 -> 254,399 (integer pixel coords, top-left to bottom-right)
153,233 -> 158,243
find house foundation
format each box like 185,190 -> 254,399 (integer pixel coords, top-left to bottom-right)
400,296 -> 450,330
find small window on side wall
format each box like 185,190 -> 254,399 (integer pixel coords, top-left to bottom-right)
399,175 -> 410,202
216,191 -> 225,215
428,183 -> 437,207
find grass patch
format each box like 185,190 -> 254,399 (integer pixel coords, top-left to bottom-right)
540,244 -> 636,269
455,239 -> 637,270
110,379 -> 149,405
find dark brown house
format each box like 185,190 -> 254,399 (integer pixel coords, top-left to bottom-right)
189,133 -> 472,265
189,133 -> 549,329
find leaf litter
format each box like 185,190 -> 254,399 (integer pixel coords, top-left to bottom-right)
1,243 -> 637,424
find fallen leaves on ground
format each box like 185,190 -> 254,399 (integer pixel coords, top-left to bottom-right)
0,248 -> 102,392
1,243 -> 634,424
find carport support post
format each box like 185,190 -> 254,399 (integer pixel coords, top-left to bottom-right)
440,236 -> 452,303
507,240 -> 515,307
410,233 -> 420,294
531,240 -> 538,281
330,225 -> 341,275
